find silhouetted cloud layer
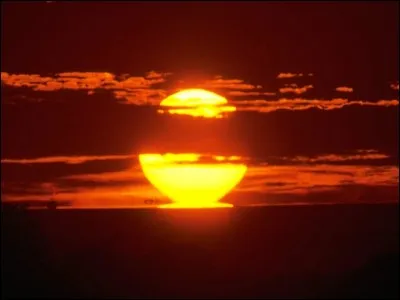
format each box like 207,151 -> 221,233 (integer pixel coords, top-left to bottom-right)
2,71 -> 398,114
2,150 -> 398,208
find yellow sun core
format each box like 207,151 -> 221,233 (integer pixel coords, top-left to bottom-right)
139,154 -> 247,209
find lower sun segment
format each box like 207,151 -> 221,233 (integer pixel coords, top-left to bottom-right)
139,154 -> 247,208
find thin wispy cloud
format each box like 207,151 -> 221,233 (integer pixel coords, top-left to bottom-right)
238,164 -> 398,194
283,151 -> 389,163
1,150 -> 389,168
145,71 -> 173,79
1,185 -> 164,208
1,71 -> 169,90
279,84 -> 313,94
62,169 -> 144,182
335,86 -> 354,93
2,72 -> 398,114
1,154 -> 135,165
227,91 -> 276,97
199,77 -> 262,90
233,98 -> 399,113
113,89 -> 167,105
2,151 -> 397,208
277,73 -> 308,79
1,71 -> 170,105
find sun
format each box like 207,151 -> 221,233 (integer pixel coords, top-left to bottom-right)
139,153 -> 247,208
139,89 -> 245,209
158,88 -> 236,118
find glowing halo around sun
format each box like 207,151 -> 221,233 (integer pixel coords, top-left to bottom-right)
139,153 -> 247,209
157,88 -> 236,118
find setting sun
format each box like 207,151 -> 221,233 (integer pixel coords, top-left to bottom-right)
158,89 -> 236,118
139,153 -> 247,208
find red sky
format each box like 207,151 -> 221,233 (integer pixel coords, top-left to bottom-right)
1,2 -> 398,208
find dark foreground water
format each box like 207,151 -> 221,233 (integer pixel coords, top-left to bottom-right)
2,203 -> 399,299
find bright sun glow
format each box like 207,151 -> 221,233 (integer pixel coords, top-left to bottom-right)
158,88 -> 236,118
139,153 -> 247,208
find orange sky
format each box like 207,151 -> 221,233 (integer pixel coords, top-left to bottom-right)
1,151 -> 398,209
1,2 -> 398,210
